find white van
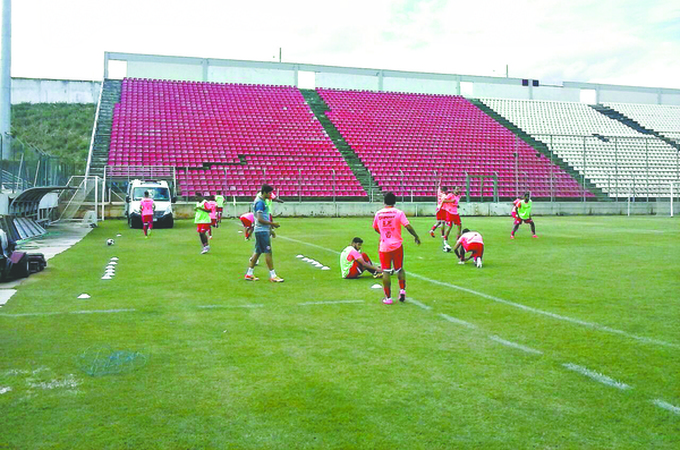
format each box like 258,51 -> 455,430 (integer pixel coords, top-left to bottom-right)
125,180 -> 176,228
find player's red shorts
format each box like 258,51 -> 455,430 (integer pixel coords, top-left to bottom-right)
141,214 -> 153,224
446,212 -> 461,226
196,223 -> 211,233
464,242 -> 484,259
240,217 -> 252,228
436,209 -> 447,221
514,217 -> 534,225
379,246 -> 404,272
346,261 -> 363,279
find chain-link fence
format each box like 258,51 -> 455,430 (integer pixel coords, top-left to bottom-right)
0,134 -> 76,192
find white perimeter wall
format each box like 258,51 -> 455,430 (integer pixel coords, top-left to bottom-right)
11,78 -> 100,104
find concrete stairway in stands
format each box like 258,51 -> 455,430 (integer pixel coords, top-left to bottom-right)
300,89 -> 379,195
87,80 -> 122,179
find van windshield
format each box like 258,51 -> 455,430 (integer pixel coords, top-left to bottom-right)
133,187 -> 170,201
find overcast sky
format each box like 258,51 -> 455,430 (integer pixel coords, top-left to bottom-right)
7,0 -> 680,89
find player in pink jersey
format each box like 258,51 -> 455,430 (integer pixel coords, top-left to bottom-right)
441,186 -> 462,251
239,212 -> 255,240
453,228 -> 484,268
140,191 -> 155,238
373,192 -> 421,305
429,185 -> 449,239
206,196 -> 217,240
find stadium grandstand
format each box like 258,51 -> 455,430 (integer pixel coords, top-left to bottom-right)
84,52 -> 679,206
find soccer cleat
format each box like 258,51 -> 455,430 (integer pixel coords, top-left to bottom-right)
458,260 -> 465,265
382,297 -> 393,305
201,246 -> 210,254
510,234 -> 515,239
429,229 -> 435,238
244,274 -> 259,281
476,257 -> 483,269
269,276 -> 284,283
373,272 -> 383,279
399,289 -> 406,302
443,245 -> 452,253
532,235 -> 538,238
209,235 -> 213,240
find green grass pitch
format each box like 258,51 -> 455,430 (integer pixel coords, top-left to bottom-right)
1,215 -> 679,449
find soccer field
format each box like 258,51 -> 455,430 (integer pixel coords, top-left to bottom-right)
1,216 -> 679,449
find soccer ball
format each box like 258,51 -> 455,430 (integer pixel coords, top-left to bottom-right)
106,239 -> 115,246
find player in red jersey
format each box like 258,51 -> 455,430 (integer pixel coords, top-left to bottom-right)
453,228 -> 484,268
373,192 -> 421,305
206,196 -> 217,240
239,212 -> 255,240
140,191 -> 155,238
429,185 -> 449,240
441,186 -> 462,252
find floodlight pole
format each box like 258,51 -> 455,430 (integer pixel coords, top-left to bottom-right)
0,0 -> 11,160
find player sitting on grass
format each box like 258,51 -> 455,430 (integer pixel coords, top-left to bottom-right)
373,192 -> 421,305
453,228 -> 484,268
194,192 -> 212,254
239,212 -> 255,240
511,192 -> 537,239
340,237 -> 382,279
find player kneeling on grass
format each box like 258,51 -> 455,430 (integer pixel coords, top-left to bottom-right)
340,237 -> 382,279
239,212 -> 255,240
194,192 -> 212,254
374,192 -> 421,305
511,192 -> 537,239
453,228 -> 484,268
245,184 -> 284,282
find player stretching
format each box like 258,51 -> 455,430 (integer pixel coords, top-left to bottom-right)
511,192 -> 537,239
245,185 -> 284,282
194,192 -> 212,254
441,186 -> 463,251
453,228 -> 484,268
140,191 -> 155,238
239,212 -> 255,240
340,237 -> 382,279
429,185 -> 448,239
215,191 -> 225,225
373,192 -> 421,305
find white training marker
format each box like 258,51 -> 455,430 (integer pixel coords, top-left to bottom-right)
101,276 -> 112,280
108,261 -> 118,266
371,284 -> 382,289
238,231 -> 243,233
116,234 -> 122,237
321,266 -> 331,270
302,258 -> 311,262
110,257 -> 119,261
296,255 -> 304,258
0,386 -> 11,394
77,294 -> 91,299
563,363 -> 632,390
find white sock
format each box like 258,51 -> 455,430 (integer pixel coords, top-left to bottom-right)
270,270 -> 277,278
246,267 -> 254,276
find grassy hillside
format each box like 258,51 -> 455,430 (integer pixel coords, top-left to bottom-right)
11,103 -> 96,173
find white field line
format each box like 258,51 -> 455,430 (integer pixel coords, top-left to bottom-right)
406,297 -> 432,310
489,335 -> 543,355
0,309 -> 137,317
438,313 -> 476,329
563,363 -> 632,390
652,399 -> 680,415
280,235 -> 678,349
298,300 -> 364,306
197,304 -> 264,309
0,386 -> 11,394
